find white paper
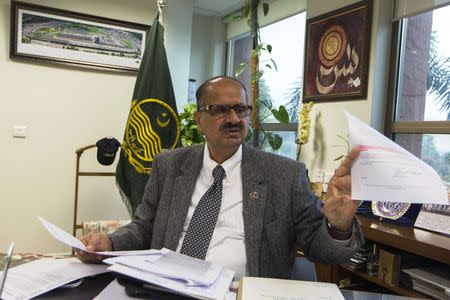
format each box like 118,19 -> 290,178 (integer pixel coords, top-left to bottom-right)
38,217 -> 163,256
105,250 -> 223,286
108,263 -> 234,300
0,258 -> 108,300
240,277 -> 344,300
345,112 -> 448,204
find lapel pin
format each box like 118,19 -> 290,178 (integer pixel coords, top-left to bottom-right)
250,191 -> 258,201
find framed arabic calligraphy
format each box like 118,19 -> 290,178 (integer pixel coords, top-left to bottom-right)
303,0 -> 372,102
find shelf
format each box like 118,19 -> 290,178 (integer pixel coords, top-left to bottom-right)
356,215 -> 450,265
339,265 -> 428,298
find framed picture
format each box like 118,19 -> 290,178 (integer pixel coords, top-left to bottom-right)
303,0 -> 372,102
10,1 -> 150,72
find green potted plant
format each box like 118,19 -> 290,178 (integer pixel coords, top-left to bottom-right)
178,103 -> 205,146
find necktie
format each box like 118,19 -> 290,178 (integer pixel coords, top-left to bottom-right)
180,165 -> 226,260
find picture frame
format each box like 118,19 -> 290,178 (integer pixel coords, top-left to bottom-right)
10,1 -> 150,72
302,0 -> 372,102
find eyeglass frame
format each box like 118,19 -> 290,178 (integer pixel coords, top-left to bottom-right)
197,104 -> 253,118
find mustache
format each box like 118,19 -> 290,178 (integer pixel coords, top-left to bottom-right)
220,121 -> 243,131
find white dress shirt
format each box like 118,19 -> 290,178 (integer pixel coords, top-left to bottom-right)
176,144 -> 247,280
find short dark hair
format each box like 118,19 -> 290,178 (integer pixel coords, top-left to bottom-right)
195,76 -> 248,109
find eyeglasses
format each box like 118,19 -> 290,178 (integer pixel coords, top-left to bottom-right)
198,104 -> 253,118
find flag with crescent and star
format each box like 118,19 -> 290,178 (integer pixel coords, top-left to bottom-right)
116,10 -> 180,216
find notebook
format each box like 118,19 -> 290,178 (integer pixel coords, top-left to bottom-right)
0,242 -> 15,299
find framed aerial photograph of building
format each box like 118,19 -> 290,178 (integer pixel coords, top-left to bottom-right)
10,1 -> 149,72
303,0 -> 372,102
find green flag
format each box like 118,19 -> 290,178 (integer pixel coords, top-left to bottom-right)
116,12 -> 180,217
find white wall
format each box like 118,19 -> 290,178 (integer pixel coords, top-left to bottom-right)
165,0 -> 194,110
190,14 -> 226,88
299,0 -> 394,182
0,0 -> 194,253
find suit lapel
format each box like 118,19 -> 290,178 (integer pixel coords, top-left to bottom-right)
242,145 -> 267,277
164,145 -> 204,250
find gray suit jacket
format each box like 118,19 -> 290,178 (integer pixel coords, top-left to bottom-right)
110,144 -> 364,278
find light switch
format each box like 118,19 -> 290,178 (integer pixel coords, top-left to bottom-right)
13,125 -> 27,138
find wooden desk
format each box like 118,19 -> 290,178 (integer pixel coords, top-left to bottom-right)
316,214 -> 450,298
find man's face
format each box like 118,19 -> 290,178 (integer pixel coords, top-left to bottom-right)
195,78 -> 249,153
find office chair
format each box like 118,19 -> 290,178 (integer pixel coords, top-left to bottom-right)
291,257 -> 317,281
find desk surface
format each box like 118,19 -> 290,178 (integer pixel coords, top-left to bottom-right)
33,274 -> 423,300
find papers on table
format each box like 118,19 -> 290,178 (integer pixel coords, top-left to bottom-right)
0,257 -> 108,300
237,277 -> 344,300
345,112 -> 448,205
104,250 -> 235,300
38,217 -> 160,256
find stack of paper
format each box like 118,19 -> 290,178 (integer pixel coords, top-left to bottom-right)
104,249 -> 234,300
237,277 -> 345,300
38,216 -> 234,299
403,266 -> 450,300
0,258 -> 109,300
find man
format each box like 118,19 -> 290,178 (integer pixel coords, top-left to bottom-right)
77,76 -> 363,279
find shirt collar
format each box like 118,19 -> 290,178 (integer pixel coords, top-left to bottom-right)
203,143 -> 242,183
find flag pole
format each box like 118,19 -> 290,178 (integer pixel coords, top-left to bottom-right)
157,0 -> 165,24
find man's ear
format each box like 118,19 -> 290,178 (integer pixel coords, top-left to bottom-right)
195,111 -> 203,133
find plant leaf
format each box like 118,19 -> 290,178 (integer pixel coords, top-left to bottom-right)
235,62 -> 247,77
267,44 -> 272,53
265,64 -> 272,69
267,132 -> 283,150
263,3 -> 269,16
243,5 -> 250,18
247,18 -> 252,28
259,97 -> 272,109
270,58 -> 278,71
232,15 -> 242,21
334,155 -> 344,161
245,127 -> 253,143
271,105 -> 289,123
250,71 -> 263,82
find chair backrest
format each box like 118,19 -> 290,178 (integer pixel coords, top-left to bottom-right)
291,257 -> 317,281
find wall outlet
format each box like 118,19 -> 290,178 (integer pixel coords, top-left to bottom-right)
13,125 -> 27,138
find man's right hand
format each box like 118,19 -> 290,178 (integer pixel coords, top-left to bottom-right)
75,233 -> 112,264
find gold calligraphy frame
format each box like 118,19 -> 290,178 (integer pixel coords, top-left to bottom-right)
303,1 -> 372,102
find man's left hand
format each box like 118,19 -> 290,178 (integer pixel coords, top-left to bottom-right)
323,146 -> 361,232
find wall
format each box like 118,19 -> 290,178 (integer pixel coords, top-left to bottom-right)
0,0 -> 194,253
165,0 -> 194,108
299,0 -> 394,182
190,14 -> 226,88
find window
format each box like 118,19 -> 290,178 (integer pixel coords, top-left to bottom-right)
226,12 -> 306,159
386,5 -> 450,191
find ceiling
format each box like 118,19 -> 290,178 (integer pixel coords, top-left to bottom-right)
193,0 -> 245,16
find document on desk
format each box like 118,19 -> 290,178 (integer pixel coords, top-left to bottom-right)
104,250 -> 223,286
108,263 -> 234,300
104,250 -> 234,300
345,112 -> 448,205
38,217 -> 164,256
0,257 -> 108,300
238,277 -> 344,300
